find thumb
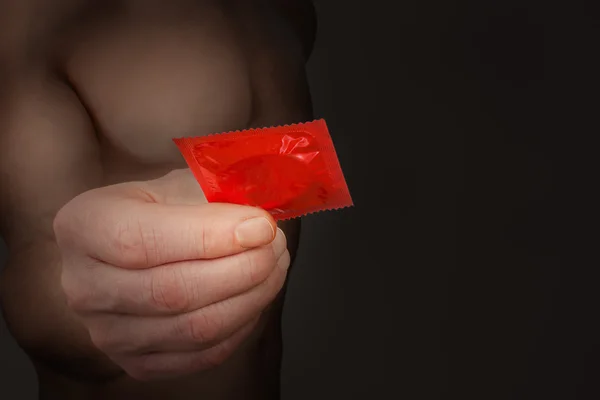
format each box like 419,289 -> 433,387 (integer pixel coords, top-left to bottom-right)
145,169 -> 278,249
57,169 -> 279,269
95,169 -> 277,266
143,168 -> 279,249
74,201 -> 278,269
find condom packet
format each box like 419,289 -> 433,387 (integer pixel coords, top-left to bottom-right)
173,119 -> 353,220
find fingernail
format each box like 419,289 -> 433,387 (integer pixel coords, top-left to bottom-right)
235,217 -> 275,248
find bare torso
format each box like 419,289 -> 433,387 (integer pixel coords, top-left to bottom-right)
59,0 -> 314,182
0,1 -> 315,399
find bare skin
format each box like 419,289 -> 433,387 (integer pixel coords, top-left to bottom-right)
0,1 -> 316,399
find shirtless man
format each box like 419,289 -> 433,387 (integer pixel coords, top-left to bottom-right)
0,1 -> 317,398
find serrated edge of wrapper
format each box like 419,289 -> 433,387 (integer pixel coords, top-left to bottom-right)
173,119 -> 327,142
275,202 -> 355,221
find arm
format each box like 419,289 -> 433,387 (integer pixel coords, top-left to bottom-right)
0,67 -> 303,383
0,67 -> 122,380
261,0 -> 315,298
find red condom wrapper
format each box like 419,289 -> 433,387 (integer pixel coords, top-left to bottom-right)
173,119 -> 353,220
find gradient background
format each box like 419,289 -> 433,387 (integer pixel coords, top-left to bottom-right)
2,1 -> 599,399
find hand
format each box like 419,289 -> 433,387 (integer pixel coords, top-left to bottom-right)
53,169 -> 290,380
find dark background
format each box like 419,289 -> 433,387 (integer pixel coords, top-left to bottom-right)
2,1 -> 599,399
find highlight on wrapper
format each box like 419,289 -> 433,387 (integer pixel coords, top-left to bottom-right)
173,119 -> 353,220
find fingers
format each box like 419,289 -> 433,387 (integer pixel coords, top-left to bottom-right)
56,195 -> 278,269
63,229 -> 288,316
118,315 -> 261,381
86,250 -> 289,355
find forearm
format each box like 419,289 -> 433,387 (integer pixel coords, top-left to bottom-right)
0,241 -> 124,383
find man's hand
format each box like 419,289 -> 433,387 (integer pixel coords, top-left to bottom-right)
53,169 -> 290,381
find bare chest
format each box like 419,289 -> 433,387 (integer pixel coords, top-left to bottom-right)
57,1 -> 312,179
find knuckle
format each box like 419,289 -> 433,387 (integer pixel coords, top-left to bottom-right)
183,309 -> 224,344
184,314 -> 208,343
109,219 -> 148,267
53,203 -> 78,243
202,343 -> 234,369
89,325 -> 134,355
125,360 -> 156,382
88,327 -> 113,353
85,317 -> 118,353
61,272 -> 89,311
64,291 -> 87,311
53,192 -> 93,243
52,208 -> 69,239
108,214 -> 165,268
150,268 -> 190,312
60,257 -> 105,312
